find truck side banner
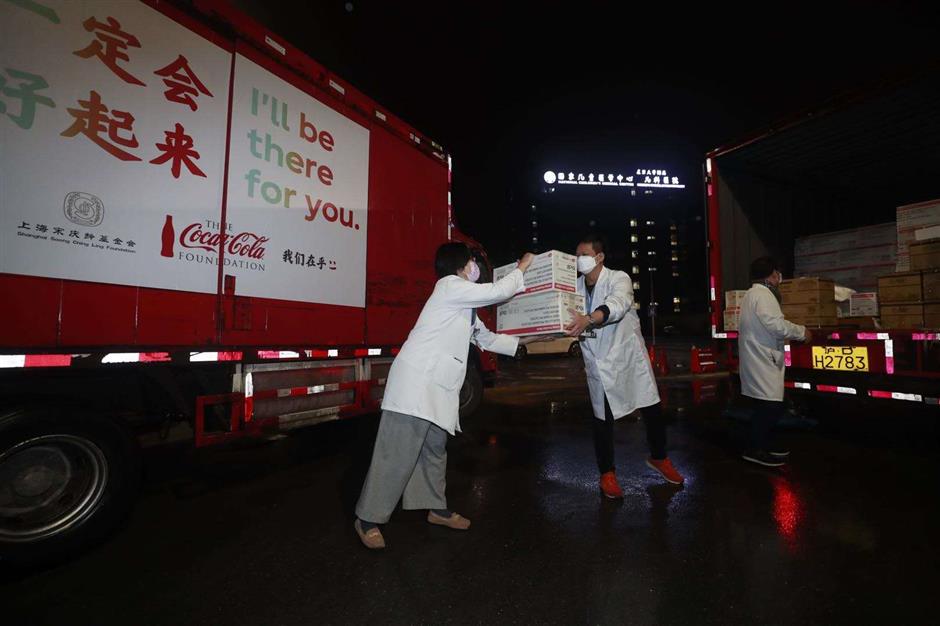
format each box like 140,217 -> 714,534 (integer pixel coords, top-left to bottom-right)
0,0 -> 370,308
225,52 -> 369,307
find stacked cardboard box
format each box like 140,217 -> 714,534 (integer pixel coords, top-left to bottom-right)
779,278 -> 838,327
877,272 -> 925,328
897,199 -> 940,272
794,223 -> 896,293
722,290 -> 746,331
723,308 -> 741,331
495,251 -> 584,336
493,250 -> 577,295
909,238 -> 940,271
875,271 -> 940,329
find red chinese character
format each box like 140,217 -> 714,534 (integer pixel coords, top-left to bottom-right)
150,123 -> 206,178
61,90 -> 140,161
154,55 -> 212,111
74,16 -> 145,86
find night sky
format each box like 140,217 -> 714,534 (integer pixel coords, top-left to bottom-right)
231,0 -> 938,260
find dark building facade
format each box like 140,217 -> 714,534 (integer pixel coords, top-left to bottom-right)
509,167 -> 708,335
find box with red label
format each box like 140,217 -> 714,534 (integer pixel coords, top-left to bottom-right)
496,290 -> 585,336
493,250 -> 577,295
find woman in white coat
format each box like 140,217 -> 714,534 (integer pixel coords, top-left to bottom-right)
737,257 -> 812,467
565,234 -> 684,499
354,243 -> 539,549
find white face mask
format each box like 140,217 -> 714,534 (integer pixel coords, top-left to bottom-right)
466,260 -> 481,283
577,254 -> 598,275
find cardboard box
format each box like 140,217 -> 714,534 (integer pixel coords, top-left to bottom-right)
782,302 -> 838,318
838,316 -> 877,329
779,277 -> 834,294
881,303 -> 924,329
493,250 -> 576,296
881,315 -> 924,329
723,306 -> 741,331
496,290 -> 585,336
783,289 -> 835,305
849,293 -> 879,317
924,303 -> 940,328
909,239 -> 940,271
923,271 -> 940,300
878,272 -> 922,303
725,290 -> 748,309
897,199 -> 940,271
915,225 -> 940,241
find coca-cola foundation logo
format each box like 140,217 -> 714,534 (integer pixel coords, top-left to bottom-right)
160,215 -> 269,272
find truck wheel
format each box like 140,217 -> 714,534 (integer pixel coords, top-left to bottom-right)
568,341 -> 582,358
458,362 -> 484,419
0,408 -> 140,567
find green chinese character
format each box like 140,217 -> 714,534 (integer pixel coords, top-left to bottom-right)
3,0 -> 61,24
1,68 -> 55,129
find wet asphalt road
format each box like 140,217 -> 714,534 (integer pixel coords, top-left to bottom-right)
2,356 -> 939,625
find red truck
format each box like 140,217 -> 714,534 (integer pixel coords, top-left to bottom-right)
0,0 -> 499,563
705,68 -> 940,408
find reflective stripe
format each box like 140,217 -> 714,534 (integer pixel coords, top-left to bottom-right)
0,355 -> 27,369
869,390 -> 922,402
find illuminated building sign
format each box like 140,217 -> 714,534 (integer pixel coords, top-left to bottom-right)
543,168 -> 685,190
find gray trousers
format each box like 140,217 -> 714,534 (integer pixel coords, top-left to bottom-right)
355,410 -> 448,524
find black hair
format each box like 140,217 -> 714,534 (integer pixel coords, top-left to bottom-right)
434,242 -> 472,278
750,256 -> 780,281
578,233 -> 607,255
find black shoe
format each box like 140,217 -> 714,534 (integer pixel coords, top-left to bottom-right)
768,449 -> 790,458
742,450 -> 786,467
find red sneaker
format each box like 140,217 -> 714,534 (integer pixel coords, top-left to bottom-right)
599,471 -> 624,499
646,458 -> 684,485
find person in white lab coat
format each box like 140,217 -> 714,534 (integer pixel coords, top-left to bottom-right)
737,257 -> 812,467
354,243 -> 541,549
565,234 -> 684,499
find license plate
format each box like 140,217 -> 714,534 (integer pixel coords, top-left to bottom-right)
811,346 -> 869,372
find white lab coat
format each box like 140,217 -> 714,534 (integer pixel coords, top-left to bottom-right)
578,267 -> 660,420
738,283 -> 807,401
381,269 -> 525,435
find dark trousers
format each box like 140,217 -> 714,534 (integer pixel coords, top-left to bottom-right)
593,396 -> 667,474
749,398 -> 785,452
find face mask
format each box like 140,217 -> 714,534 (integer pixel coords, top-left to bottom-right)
466,260 -> 481,283
577,254 -> 598,275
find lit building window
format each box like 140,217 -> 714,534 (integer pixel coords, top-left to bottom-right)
674,306 -> 681,313
634,281 -> 641,290
630,219 -> 638,227
647,251 -> 656,256
646,235 -> 656,241
630,235 -> 639,243
632,265 -> 640,274
673,297 -> 681,304
633,302 -> 641,310
646,220 -> 655,226
671,254 -> 679,262
631,250 -> 639,258
672,271 -> 679,277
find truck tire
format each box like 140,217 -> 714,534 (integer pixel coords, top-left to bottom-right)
0,408 -> 141,567
458,361 -> 484,419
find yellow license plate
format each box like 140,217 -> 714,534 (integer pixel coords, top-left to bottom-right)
811,346 -> 869,372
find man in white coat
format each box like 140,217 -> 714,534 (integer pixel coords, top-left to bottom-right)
354,243 -> 542,549
565,234 -> 684,499
737,257 -> 812,467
